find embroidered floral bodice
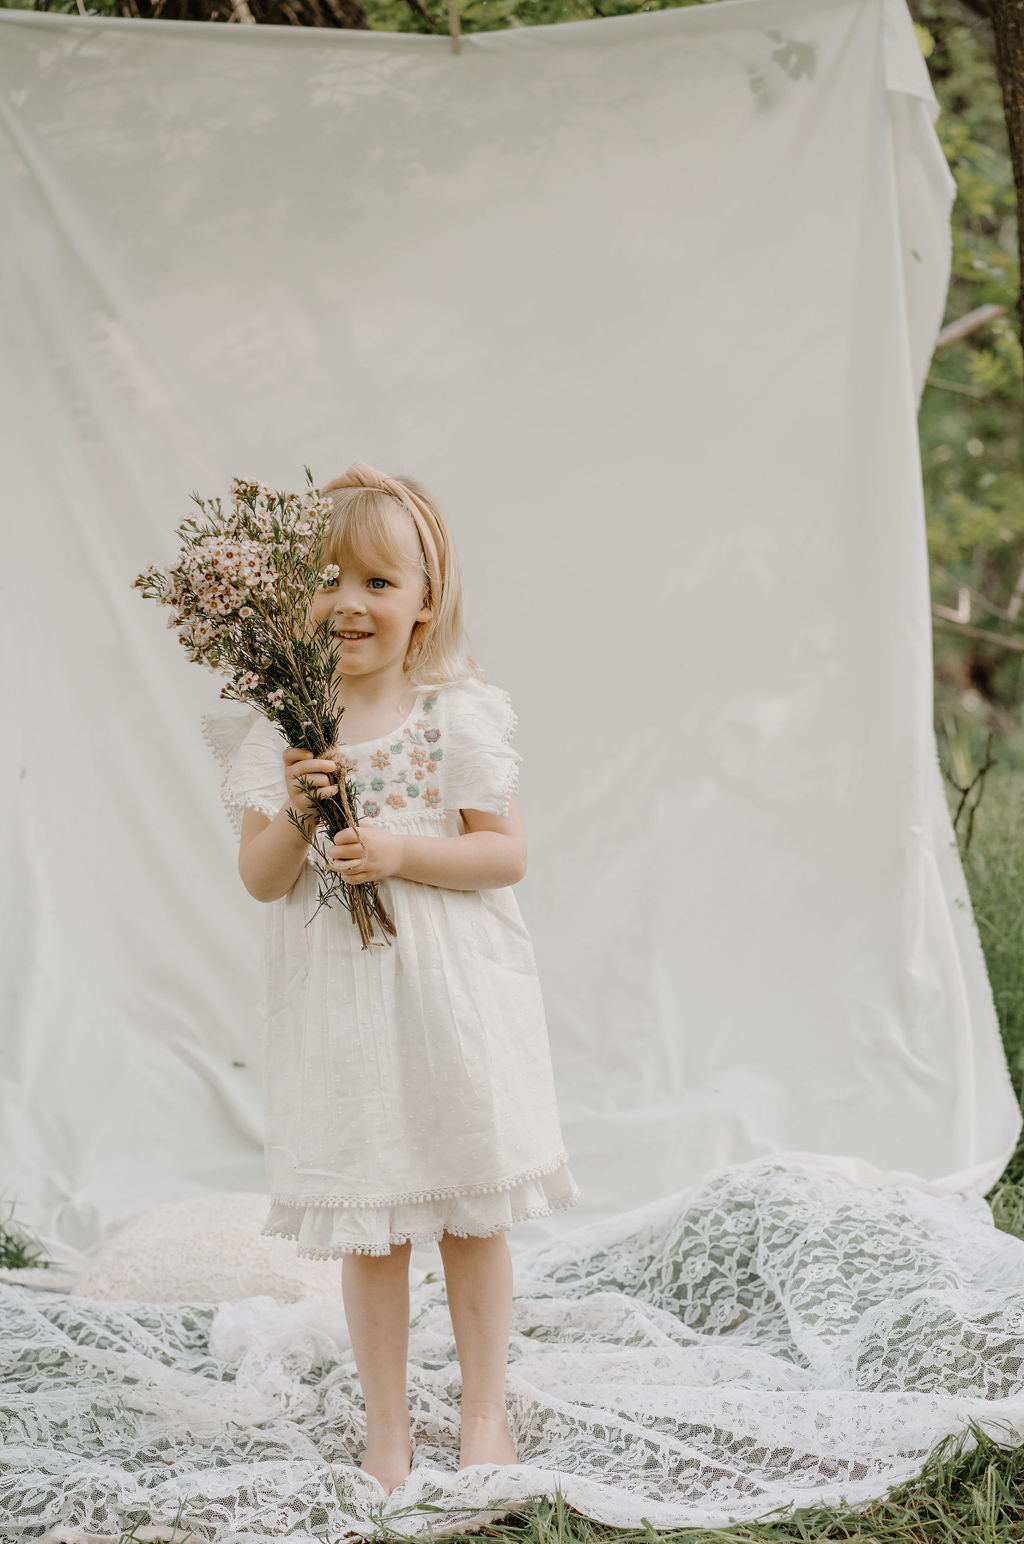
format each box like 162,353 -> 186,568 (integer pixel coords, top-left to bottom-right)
333,688 -> 446,823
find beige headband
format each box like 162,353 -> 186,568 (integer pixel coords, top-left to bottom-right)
318,460 -> 445,610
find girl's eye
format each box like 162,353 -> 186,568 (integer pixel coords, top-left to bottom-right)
369,578 -> 390,590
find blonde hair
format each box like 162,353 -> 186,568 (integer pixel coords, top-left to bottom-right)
318,473 -> 483,689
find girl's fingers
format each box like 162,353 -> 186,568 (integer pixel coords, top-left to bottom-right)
330,841 -> 366,859
286,751 -> 338,772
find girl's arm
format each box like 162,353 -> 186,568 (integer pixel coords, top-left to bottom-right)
238,802 -> 318,902
394,799 -> 527,891
239,746 -> 340,903
244,797 -> 527,901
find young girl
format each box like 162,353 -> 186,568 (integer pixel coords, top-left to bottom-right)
201,459 -> 581,1495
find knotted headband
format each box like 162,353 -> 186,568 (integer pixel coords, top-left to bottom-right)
318,460 -> 446,611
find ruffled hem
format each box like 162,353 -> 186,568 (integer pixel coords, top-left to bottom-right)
261,1158 -> 582,1258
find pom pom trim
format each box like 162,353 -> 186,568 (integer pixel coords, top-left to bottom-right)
261,1189 -> 583,1259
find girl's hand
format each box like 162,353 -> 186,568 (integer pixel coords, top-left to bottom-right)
283,746 -> 339,818
326,824 -> 405,885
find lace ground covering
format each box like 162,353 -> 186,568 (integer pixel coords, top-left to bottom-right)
3,1153 -> 1024,1542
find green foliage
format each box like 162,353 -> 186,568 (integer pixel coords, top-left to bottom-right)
0,1190 -> 52,1269
913,0 -> 1023,630
948,760 -> 1024,1197
360,0 -> 695,34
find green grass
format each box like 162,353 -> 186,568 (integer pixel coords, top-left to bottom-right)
946,743 -> 1024,1209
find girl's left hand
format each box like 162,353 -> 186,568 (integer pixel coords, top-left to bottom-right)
326,824 -> 404,885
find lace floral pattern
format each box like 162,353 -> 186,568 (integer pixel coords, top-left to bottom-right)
3,1155 -> 1023,1538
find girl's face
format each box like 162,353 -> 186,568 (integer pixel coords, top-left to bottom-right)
310,513 -> 432,688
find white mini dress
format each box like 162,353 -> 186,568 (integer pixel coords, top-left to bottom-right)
201,674 -> 581,1257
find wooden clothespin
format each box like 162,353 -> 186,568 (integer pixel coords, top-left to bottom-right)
446,0 -> 461,54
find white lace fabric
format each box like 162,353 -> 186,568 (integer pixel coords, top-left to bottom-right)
3,1153 -> 1023,1543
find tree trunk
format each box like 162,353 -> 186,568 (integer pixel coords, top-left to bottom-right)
958,0 -> 1024,365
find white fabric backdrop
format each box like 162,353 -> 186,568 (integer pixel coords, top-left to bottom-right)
0,0 -> 1019,1288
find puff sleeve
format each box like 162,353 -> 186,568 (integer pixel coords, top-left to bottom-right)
200,703 -> 290,838
441,677 -> 522,818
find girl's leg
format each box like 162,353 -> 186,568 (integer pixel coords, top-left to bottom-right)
437,1230 -> 520,1469
341,1241 -> 414,1492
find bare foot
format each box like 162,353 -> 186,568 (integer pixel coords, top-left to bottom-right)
458,1408 -> 519,1470
358,1426 -> 413,1494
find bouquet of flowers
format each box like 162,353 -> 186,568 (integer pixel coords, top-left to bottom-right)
132,467 -> 397,949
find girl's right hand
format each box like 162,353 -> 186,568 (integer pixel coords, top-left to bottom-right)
283,746 -> 339,818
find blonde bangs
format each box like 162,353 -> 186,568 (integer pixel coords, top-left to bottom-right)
319,488 -> 426,593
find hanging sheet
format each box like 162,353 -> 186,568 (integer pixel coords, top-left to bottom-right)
0,0 -> 1017,1271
